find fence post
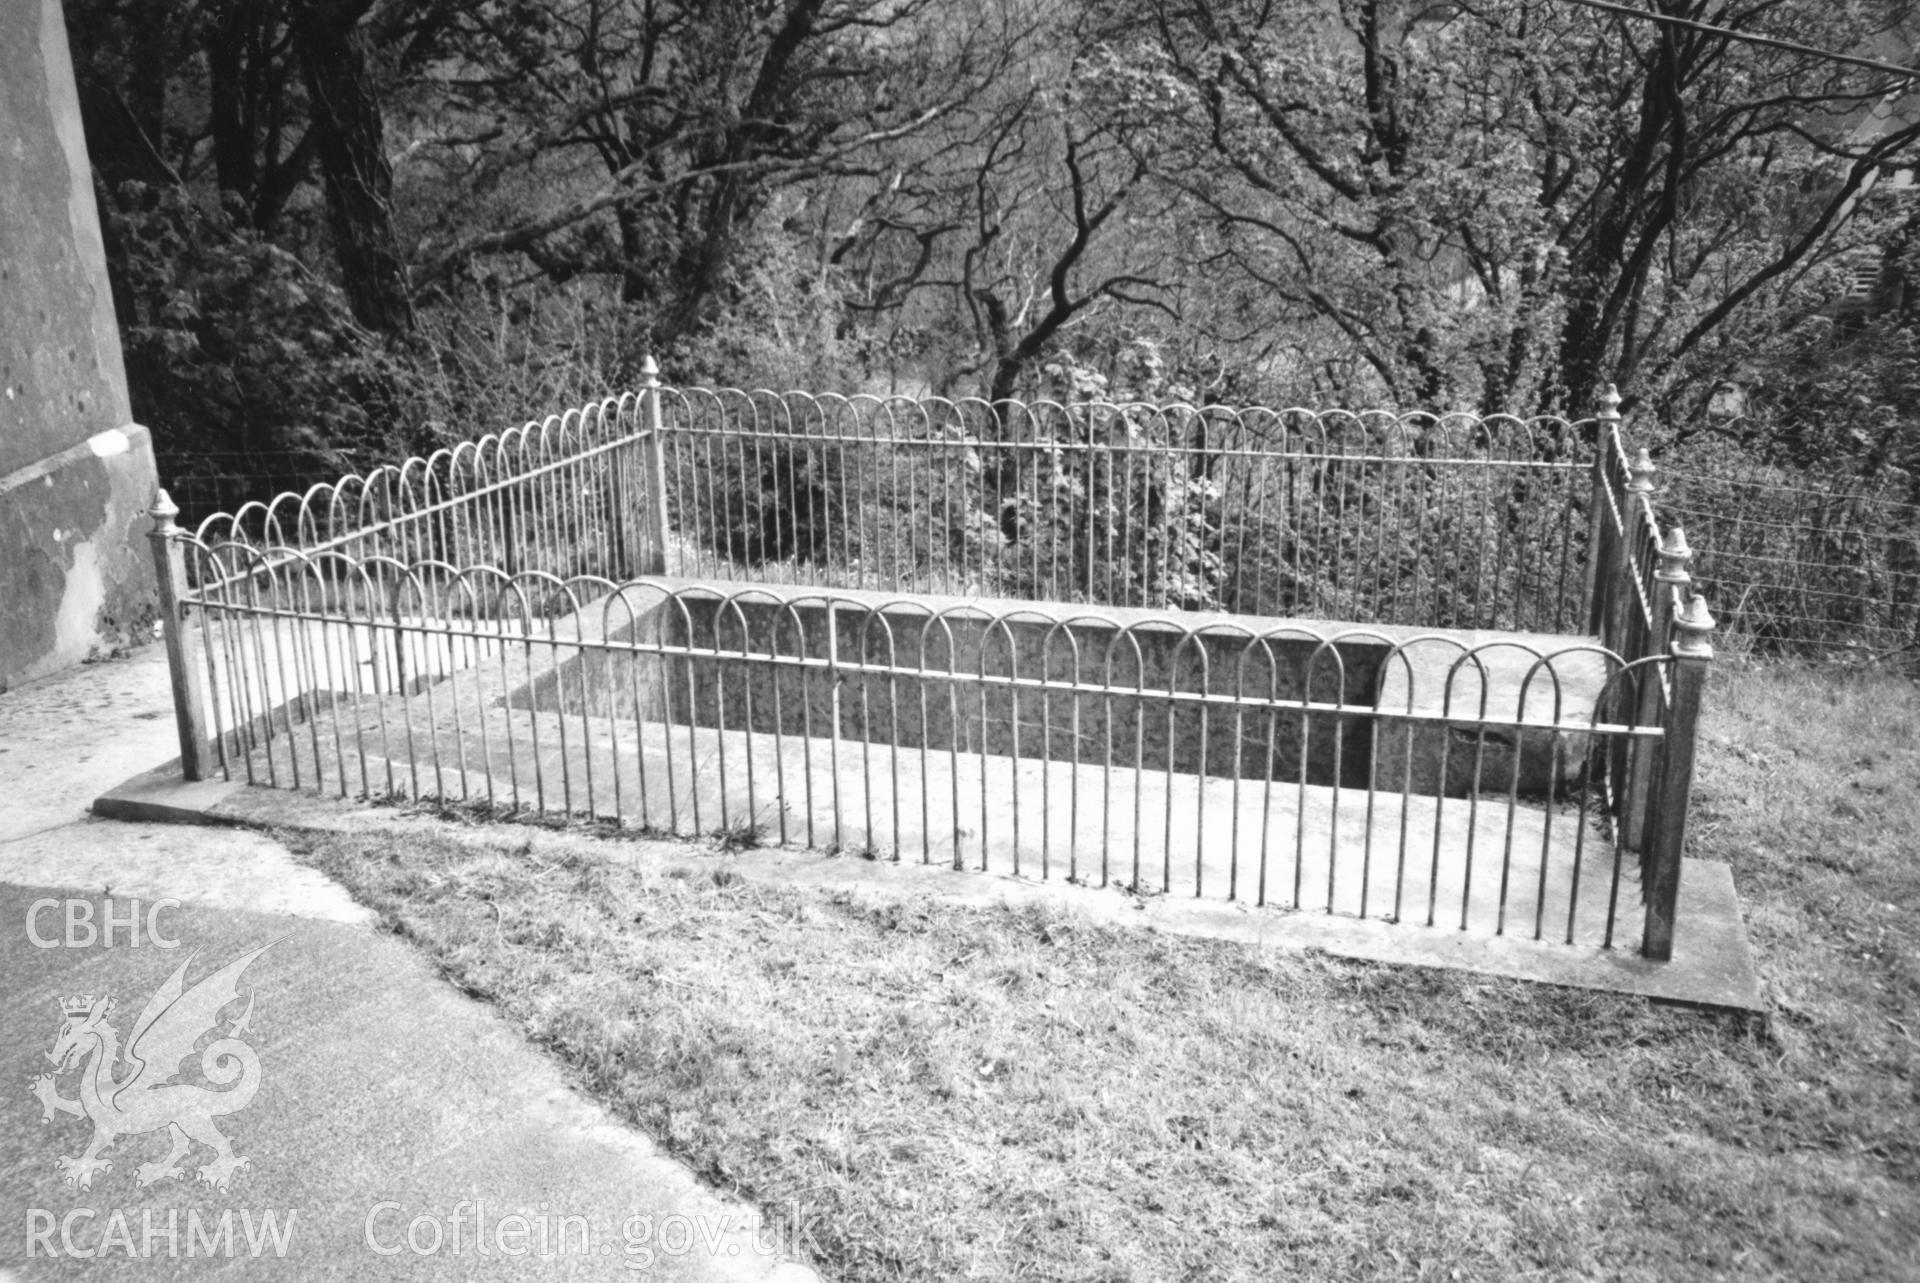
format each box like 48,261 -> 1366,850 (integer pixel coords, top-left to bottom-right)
499,474 -> 523,580
148,490 -> 212,782
1583,384 -> 1623,637
607,410 -> 635,581
1623,524 -> 1690,852
641,355 -> 672,575
1598,442 -> 1655,803
1620,447 -> 1658,653
1642,593 -> 1714,962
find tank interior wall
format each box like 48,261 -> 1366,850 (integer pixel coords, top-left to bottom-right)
511,594 -> 1386,789
504,590 -> 1594,799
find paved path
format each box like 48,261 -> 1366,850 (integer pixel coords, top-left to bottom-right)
0,646 -> 821,1282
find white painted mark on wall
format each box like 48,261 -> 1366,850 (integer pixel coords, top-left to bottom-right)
87,428 -> 129,458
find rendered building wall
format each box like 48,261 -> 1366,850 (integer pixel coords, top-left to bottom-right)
0,0 -> 158,690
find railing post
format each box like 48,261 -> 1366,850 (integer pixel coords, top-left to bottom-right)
148,490 -> 212,781
1642,594 -> 1714,962
500,481 -> 523,579
1621,447 -> 1658,655
1583,384 -> 1623,637
1623,524 -> 1690,852
607,413 -> 635,581
1599,442 -> 1655,805
641,355 -> 672,576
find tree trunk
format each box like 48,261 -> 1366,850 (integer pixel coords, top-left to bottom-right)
292,0 -> 412,334
659,0 -> 830,340
207,0 -> 258,203
616,204 -> 652,306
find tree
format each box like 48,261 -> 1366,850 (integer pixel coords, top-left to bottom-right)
394,0 -> 988,351
292,0 -> 415,333
204,0 -> 319,234
1088,0 -> 1920,417
821,2 -> 1186,402
58,0 -> 1920,479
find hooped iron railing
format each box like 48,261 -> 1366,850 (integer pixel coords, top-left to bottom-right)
649,382 -> 1596,632
145,368 -> 1714,960
1584,387 -> 1717,959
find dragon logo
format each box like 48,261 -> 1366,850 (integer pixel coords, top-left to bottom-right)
29,942 -> 275,1193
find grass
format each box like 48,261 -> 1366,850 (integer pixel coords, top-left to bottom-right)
286,658 -> 1920,1281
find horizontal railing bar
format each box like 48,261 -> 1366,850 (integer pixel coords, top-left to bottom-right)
299,430 -> 645,536
191,429 -> 654,588
667,426 -> 1587,469
185,599 -> 1662,735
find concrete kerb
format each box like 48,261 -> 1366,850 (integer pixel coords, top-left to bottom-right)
94,763 -> 1767,1015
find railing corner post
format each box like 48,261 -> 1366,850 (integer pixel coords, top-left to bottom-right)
607,423 -> 635,582
148,489 -> 211,781
641,355 -> 671,576
1584,383 -> 1624,637
1624,525 -> 1691,852
1643,592 -> 1714,962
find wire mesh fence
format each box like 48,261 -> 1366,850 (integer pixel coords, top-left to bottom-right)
1658,442 -> 1920,668
164,452 -> 358,528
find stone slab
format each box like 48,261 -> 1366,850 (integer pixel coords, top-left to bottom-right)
212,687 -> 1642,947
94,764 -> 1766,1015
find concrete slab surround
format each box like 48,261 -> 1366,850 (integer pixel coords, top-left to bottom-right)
94,763 -> 1765,1013
0,0 -> 159,690
175,583 -> 1621,909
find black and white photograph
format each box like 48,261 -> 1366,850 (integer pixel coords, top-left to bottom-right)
1,0 -> 1915,1277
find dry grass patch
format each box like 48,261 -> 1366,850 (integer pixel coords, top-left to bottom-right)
289,659 -> 1919,1282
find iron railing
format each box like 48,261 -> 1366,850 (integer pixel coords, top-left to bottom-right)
147,368 -> 1715,959
655,385 -> 1595,632
1583,389 -> 1716,957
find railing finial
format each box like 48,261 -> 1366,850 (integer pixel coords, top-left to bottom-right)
1656,524 -> 1693,581
1674,594 -> 1715,658
150,488 -> 179,531
1628,446 -> 1657,494
641,353 -> 661,387
1598,384 -> 1622,422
